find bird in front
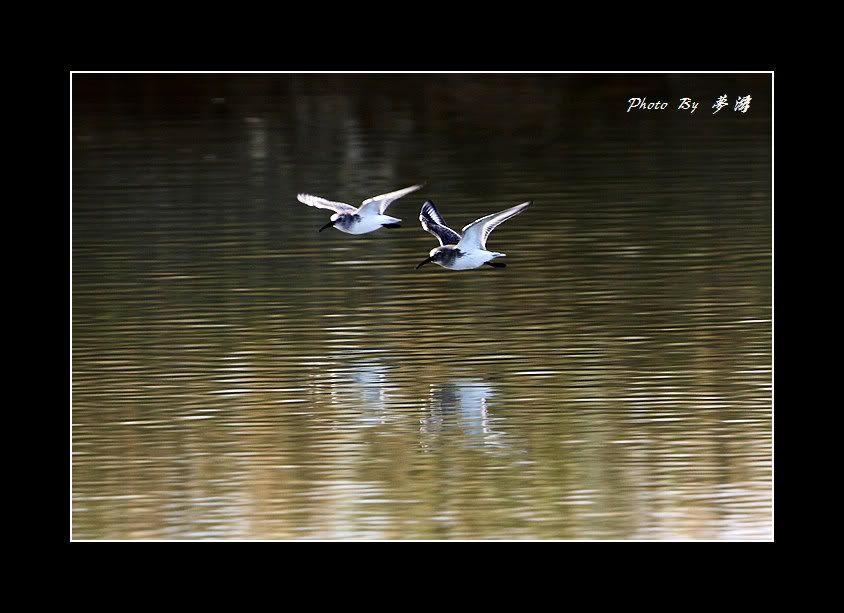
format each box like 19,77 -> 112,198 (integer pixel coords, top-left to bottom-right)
416,200 -> 531,270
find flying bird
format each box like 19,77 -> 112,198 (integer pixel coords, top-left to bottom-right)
297,184 -> 424,234
416,200 -> 531,270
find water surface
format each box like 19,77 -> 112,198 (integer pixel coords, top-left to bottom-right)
72,74 -> 772,539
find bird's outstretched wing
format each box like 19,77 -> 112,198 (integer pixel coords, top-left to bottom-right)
419,200 -> 462,246
457,201 -> 531,250
357,184 -> 424,216
297,193 -> 358,215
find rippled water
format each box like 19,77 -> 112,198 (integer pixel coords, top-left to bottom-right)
72,74 -> 772,540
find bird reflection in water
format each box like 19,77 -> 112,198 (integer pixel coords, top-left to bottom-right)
327,357 -> 392,427
420,379 -> 506,449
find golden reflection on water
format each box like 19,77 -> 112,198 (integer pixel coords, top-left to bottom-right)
72,74 -> 771,540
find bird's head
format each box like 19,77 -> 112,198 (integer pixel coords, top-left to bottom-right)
415,246 -> 448,270
319,213 -> 346,232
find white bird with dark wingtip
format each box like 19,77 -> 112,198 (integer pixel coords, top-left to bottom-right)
416,200 -> 531,270
296,184 -> 424,234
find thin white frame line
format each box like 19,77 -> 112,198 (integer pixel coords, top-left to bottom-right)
770,72 -> 774,539
69,71 -> 774,542
69,70 -> 775,74
69,72 -> 74,542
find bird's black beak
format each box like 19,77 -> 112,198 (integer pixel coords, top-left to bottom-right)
415,256 -> 434,270
318,221 -> 335,233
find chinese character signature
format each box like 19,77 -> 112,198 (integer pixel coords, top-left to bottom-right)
713,94 -> 752,114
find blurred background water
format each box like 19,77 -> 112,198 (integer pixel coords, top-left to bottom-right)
71,73 -> 772,540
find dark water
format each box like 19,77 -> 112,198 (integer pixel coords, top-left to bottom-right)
72,74 -> 772,540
